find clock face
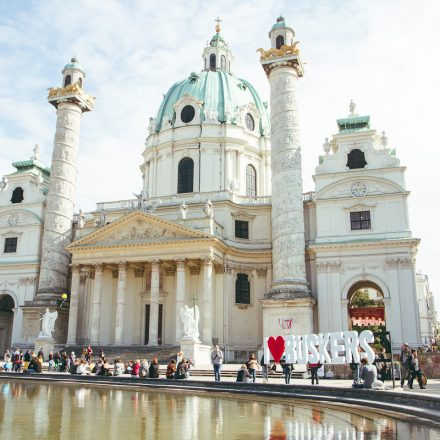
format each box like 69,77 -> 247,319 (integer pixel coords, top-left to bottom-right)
351,181 -> 367,197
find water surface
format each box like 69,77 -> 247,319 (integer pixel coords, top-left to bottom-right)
0,379 -> 439,439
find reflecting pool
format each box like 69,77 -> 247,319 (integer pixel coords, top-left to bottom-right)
0,380 -> 439,439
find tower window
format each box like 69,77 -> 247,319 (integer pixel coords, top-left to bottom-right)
4,237 -> 18,253
235,220 -> 249,239
64,75 -> 71,87
245,113 -> 255,131
177,157 -> 194,193
181,105 -> 195,124
221,55 -> 226,70
350,211 -> 371,230
276,35 -> 285,49
246,164 -> 257,197
210,54 -> 216,71
347,149 -> 367,169
235,274 -> 250,304
78,77 -> 82,88
11,187 -> 24,204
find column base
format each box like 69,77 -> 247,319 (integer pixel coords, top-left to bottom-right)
265,278 -> 311,300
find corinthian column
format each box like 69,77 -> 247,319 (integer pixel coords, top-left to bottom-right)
114,262 -> 127,345
202,258 -> 213,345
148,261 -> 160,346
175,259 -> 186,342
90,264 -> 103,344
66,265 -> 81,345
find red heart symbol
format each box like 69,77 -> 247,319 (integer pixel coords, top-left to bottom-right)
267,336 -> 285,363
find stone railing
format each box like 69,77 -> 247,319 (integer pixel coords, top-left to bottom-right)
95,191 -> 272,212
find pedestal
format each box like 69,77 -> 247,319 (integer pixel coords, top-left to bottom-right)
262,298 -> 315,339
34,336 -> 55,357
180,337 -> 211,368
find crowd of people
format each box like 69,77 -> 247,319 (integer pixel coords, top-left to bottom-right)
0,343 -> 428,390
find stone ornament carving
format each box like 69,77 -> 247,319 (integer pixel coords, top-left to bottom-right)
77,209 -> 85,229
351,181 -> 367,197
0,176 -> 8,191
179,202 -> 188,220
180,304 -> 200,342
316,261 -> 343,273
39,308 -> 58,338
385,257 -> 414,268
8,213 -> 19,226
204,199 -> 214,219
203,107 -> 219,123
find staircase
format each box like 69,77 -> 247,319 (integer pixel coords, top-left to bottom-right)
61,345 -> 180,363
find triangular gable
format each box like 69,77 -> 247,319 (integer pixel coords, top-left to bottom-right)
67,210 -> 210,249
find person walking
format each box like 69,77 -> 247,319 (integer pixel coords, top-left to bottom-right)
211,345 -> 223,382
247,353 -> 260,383
408,349 -> 426,389
260,354 -> 268,383
280,358 -> 292,384
400,343 -> 411,387
86,346 -> 93,363
308,361 -> 321,385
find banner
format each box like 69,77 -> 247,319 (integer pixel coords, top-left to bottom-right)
264,330 -> 375,364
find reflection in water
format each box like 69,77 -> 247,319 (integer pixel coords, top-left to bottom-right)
0,380 -> 439,440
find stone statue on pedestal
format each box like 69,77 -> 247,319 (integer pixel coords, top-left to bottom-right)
180,304 -> 200,342
39,308 -> 58,338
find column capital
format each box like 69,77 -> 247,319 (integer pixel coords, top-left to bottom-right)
72,264 -> 81,273
118,261 -> 127,271
151,259 -> 160,266
93,263 -> 103,271
176,258 -> 186,269
202,256 -> 214,266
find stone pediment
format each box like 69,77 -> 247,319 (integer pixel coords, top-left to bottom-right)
316,177 -> 405,200
67,211 -> 210,249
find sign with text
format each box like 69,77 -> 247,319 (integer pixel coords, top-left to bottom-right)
264,330 -> 375,364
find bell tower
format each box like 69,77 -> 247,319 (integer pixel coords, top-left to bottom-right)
202,17 -> 234,73
259,17 -> 315,338
34,58 -> 94,307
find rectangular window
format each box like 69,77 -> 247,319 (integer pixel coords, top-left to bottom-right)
235,273 -> 250,304
4,237 -> 18,253
350,211 -> 371,230
235,220 -> 249,239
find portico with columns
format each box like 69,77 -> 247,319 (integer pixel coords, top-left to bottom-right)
65,210 -> 271,351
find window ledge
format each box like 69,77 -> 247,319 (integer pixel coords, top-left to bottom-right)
235,303 -> 251,309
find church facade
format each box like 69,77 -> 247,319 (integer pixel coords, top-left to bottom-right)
0,18 -> 435,359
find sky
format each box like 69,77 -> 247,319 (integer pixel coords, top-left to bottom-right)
1,0 -> 439,307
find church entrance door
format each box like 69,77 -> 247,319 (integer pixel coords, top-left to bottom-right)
144,304 -> 163,345
0,294 -> 14,354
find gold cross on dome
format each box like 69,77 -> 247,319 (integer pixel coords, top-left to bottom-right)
215,16 -> 222,33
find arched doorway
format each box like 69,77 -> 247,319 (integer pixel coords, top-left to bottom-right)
347,281 -> 389,351
0,293 -> 14,353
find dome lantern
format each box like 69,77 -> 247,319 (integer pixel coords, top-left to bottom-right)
202,17 -> 234,73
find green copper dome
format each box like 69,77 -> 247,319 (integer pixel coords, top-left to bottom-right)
155,70 -> 269,135
62,57 -> 84,73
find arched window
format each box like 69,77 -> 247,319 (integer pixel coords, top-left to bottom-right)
221,55 -> 226,70
246,165 -> 257,197
177,157 -> 194,193
235,273 -> 250,304
11,187 -> 24,204
64,75 -> 71,87
347,149 -> 367,169
210,54 -> 216,71
78,77 -> 82,88
276,35 -> 284,49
